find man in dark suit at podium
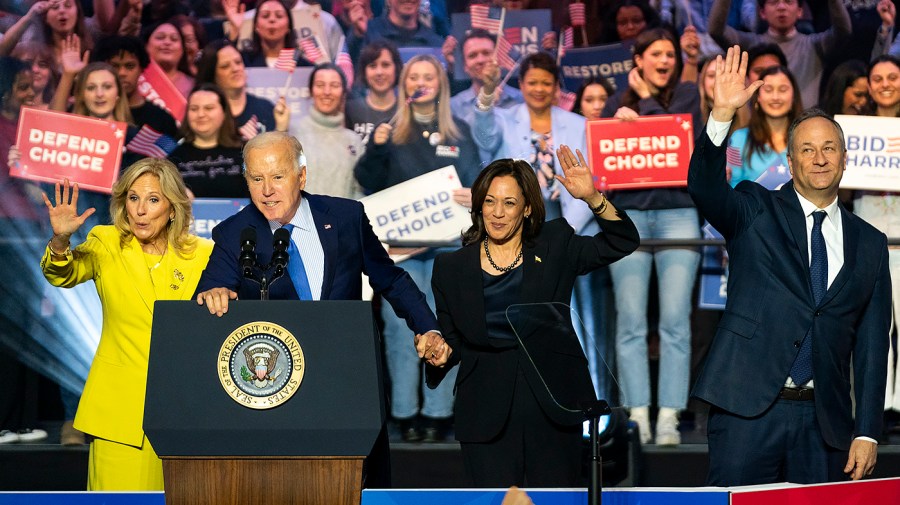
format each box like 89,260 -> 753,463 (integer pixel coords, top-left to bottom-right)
194,131 -> 449,486
688,46 -> 891,486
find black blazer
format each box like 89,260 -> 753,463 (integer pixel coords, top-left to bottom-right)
688,130 -> 892,450
431,215 -> 640,443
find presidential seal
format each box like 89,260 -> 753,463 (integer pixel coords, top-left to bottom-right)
218,321 -> 305,410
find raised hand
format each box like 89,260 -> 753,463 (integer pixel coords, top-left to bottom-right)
627,67 -> 652,99
60,34 -> 88,76
681,25 -> 700,61
42,178 -> 96,241
441,35 -> 457,68
878,0 -> 895,28
481,59 -> 501,96
711,45 -> 763,122
372,122 -> 392,145
555,145 -> 596,201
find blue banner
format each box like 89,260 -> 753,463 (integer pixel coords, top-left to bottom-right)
190,198 -> 249,239
362,489 -> 729,505
560,43 -> 634,94
450,10 -> 553,81
698,223 -> 727,310
398,47 -> 447,66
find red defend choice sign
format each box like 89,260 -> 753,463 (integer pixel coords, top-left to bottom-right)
586,114 -> 694,190
12,107 -> 126,193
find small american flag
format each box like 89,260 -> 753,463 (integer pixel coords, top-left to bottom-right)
556,90 -> 576,112
562,27 -> 575,51
569,2 -> 586,27
274,48 -> 297,72
470,5 -> 504,34
126,126 -> 178,158
299,36 -> 325,64
336,49 -> 354,89
726,145 -> 743,167
496,34 -> 520,71
239,115 -> 260,141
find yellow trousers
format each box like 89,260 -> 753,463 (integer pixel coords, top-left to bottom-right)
87,435 -> 164,491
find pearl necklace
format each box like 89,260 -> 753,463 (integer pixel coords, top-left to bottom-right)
484,237 -> 522,273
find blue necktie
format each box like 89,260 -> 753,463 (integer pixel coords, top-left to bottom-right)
281,224 -> 313,301
790,211 -> 827,385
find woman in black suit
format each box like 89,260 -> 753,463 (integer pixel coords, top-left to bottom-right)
430,146 -> 640,487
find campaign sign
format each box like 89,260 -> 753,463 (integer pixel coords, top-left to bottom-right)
698,223 -> 727,310
835,114 -> 900,191
190,198 -> 250,239
450,10 -> 552,81
137,61 -> 187,123
587,114 -> 695,190
360,166 -> 469,243
560,42 -> 634,94
398,47 -> 447,66
12,108 -> 126,194
245,67 -> 314,133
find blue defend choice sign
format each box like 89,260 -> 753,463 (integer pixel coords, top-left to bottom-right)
190,198 -> 250,239
359,166 -> 470,244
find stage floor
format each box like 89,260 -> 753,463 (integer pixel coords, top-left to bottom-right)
3,421 -> 900,490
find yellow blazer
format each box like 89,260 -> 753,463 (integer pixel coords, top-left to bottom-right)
42,225 -> 213,447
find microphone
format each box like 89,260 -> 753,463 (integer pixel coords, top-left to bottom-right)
271,227 -> 291,277
239,227 -> 257,278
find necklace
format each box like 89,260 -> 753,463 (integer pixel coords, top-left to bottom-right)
145,240 -> 166,270
484,237 -> 523,273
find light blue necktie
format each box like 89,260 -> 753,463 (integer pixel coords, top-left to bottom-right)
281,224 -> 313,301
789,211 -> 827,385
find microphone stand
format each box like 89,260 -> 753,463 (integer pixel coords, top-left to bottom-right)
582,399 -> 611,505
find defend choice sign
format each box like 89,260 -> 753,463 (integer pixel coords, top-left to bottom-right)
587,114 -> 695,190
360,166 -> 469,243
12,107 -> 126,193
835,114 -> 900,191
190,198 -> 250,239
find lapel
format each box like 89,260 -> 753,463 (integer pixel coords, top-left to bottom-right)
307,193 -> 337,300
775,183 -> 811,275
166,244 -> 203,300
120,236 -> 157,313
519,237 -> 548,306
461,243 -> 489,344
820,204 -> 858,306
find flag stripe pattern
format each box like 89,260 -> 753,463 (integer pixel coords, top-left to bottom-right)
299,36 -> 324,63
569,3 -> 586,27
274,48 -> 297,72
126,125 -> 177,158
726,146 -> 743,167
556,90 -> 576,112
496,34 -> 518,71
470,5 -> 503,34
239,115 -> 260,141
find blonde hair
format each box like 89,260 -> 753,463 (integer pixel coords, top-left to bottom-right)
110,158 -> 197,256
391,55 -> 460,145
72,62 -> 133,124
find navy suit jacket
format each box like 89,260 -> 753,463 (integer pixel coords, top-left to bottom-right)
194,192 -> 438,335
688,130 -> 891,450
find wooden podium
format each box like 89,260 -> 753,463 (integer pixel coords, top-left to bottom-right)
145,301 -> 385,505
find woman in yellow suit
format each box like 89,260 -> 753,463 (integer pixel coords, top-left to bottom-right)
41,158 -> 214,490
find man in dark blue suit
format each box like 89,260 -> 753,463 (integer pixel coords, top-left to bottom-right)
193,131 -> 450,486
688,46 -> 891,485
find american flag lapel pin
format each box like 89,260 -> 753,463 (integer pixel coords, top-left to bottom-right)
324,224 -> 332,229
535,255 -> 542,263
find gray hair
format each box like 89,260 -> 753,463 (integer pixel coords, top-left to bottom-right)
242,131 -> 306,175
786,108 -> 846,160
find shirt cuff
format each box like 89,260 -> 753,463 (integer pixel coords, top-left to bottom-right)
705,112 -> 732,147
856,436 -> 878,445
